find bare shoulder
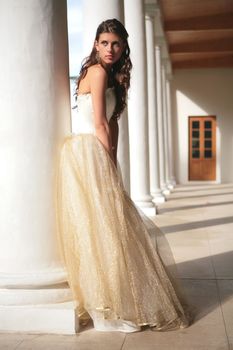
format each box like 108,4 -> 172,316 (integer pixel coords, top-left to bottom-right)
78,65 -> 108,94
88,64 -> 108,85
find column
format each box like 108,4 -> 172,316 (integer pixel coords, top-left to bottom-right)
145,15 -> 165,205
118,110 -> 131,194
155,44 -> 168,193
162,62 -> 171,191
83,0 -> 124,56
124,0 -> 155,215
166,74 -> 176,187
0,1 -> 76,334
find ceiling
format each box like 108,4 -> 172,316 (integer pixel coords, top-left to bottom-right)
157,0 -> 233,69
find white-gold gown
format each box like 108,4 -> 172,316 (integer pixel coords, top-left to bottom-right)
56,87 -> 190,332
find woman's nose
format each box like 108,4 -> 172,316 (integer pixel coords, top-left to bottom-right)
107,44 -> 113,52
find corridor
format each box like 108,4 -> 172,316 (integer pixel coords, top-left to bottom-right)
1,183 -> 233,349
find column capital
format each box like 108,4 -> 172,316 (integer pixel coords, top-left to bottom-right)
162,58 -> 173,79
162,57 -> 170,67
166,72 -> 173,81
155,35 -> 164,47
156,37 -> 169,61
145,3 -> 159,17
145,3 -> 161,15
145,13 -> 153,21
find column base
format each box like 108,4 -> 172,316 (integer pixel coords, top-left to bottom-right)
171,177 -> 176,186
138,206 -> 156,217
166,179 -> 176,190
0,283 -> 72,305
162,188 -> 171,195
0,267 -> 68,288
152,194 -> 166,204
0,270 -> 77,334
0,301 -> 78,335
160,182 -> 171,195
132,196 -> 156,216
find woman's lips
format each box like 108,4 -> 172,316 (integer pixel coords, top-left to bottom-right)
105,55 -> 113,59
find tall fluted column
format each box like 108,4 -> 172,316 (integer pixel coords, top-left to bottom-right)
118,110 -> 131,193
155,44 -> 167,192
162,62 -> 171,191
145,15 -> 165,205
166,74 -> 176,187
82,0 -> 130,193
124,0 -> 155,215
0,1 -> 76,334
83,0 -> 124,56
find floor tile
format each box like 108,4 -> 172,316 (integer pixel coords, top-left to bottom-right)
0,333 -> 40,350
16,330 -> 125,350
208,239 -> 233,279
217,279 -> 233,348
161,227 -> 214,279
122,279 -> 228,350
74,329 -> 125,350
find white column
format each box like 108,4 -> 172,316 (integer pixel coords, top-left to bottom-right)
145,15 -> 165,205
155,44 -> 167,192
166,75 -> 176,187
118,110 -> 131,194
162,62 -> 171,191
0,1 -> 76,334
124,0 -> 155,215
83,0 -> 124,56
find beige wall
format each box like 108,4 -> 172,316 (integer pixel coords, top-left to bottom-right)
171,68 -> 233,184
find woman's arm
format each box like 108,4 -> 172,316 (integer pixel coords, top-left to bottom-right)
109,117 -> 119,167
89,66 -> 114,162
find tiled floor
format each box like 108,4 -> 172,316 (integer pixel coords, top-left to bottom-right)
1,183 -> 233,350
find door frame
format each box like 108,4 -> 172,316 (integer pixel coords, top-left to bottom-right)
188,115 -> 217,181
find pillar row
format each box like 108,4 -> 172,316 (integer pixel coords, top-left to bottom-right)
124,0 -> 155,215
155,44 -> 167,193
145,15 -> 165,205
166,74 -> 176,187
162,62 -> 171,192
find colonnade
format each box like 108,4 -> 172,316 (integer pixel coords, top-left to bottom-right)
0,0 -> 176,333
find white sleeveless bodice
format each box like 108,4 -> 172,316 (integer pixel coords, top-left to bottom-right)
72,88 -> 116,135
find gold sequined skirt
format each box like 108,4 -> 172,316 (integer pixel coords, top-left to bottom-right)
56,133 -> 190,330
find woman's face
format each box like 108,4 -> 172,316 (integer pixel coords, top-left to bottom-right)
95,32 -> 125,68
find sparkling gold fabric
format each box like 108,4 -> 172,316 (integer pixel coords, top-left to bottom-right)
56,90 -> 190,330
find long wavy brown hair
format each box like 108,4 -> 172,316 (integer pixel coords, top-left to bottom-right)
76,18 -> 132,120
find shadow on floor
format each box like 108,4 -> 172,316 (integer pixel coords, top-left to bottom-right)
167,191 -> 233,201
174,250 -> 233,323
160,216 -> 233,234
158,200 -> 233,214
154,184 -> 233,330
172,184 -> 233,194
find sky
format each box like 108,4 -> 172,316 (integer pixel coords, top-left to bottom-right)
67,0 -> 83,77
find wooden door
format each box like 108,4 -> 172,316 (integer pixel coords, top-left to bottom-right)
189,116 -> 216,181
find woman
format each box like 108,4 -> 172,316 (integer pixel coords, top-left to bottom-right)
56,18 -> 190,333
